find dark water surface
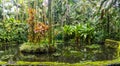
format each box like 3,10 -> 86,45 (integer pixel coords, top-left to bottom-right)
0,44 -> 115,63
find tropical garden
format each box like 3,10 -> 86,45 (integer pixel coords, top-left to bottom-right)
0,0 -> 120,65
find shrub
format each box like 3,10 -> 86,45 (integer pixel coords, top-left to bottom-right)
0,18 -> 28,43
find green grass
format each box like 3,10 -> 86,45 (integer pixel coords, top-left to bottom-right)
0,58 -> 120,66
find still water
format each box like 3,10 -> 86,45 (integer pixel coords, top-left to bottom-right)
0,43 -> 116,63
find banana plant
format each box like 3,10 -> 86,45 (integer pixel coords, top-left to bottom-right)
99,0 -> 120,12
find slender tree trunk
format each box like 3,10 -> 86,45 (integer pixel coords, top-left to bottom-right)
3,0 -> 5,20
48,0 -> 52,45
107,14 -> 110,37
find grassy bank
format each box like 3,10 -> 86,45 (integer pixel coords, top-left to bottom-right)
0,58 -> 120,66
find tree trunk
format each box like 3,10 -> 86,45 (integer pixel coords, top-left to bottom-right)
48,0 -> 52,45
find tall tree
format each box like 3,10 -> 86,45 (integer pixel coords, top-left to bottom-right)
48,0 -> 52,44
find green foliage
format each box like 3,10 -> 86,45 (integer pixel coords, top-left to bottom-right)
76,23 -> 95,40
0,0 -> 120,64
63,25 -> 74,35
63,23 -> 95,44
0,7 -> 3,21
63,25 -> 75,42
0,18 -> 28,43
53,0 -> 120,44
95,0 -> 120,42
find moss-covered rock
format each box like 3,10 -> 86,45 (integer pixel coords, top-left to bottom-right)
104,39 -> 120,59
105,39 -> 120,48
20,42 -> 56,53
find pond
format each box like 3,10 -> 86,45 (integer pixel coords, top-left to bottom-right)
0,43 -> 115,64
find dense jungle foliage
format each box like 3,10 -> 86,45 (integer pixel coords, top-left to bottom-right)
0,0 -> 120,65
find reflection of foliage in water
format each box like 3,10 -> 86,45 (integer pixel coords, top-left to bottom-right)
0,44 -> 21,61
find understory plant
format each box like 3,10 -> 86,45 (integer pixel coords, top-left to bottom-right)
0,18 -> 28,44
27,8 -> 49,43
63,22 -> 95,47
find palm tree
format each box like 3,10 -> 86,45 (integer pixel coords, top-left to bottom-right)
99,0 -> 120,11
